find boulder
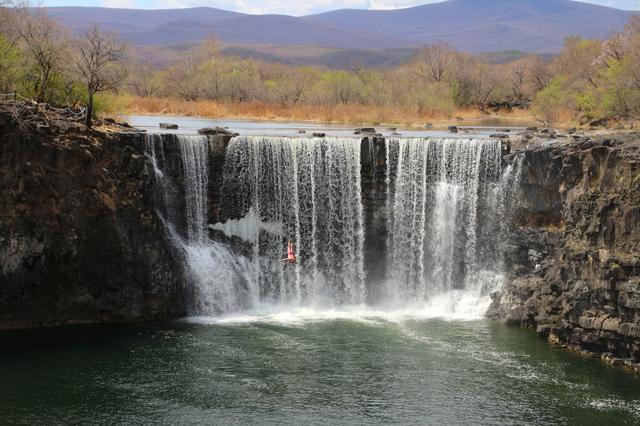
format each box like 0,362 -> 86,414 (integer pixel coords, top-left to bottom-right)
198,127 -> 237,137
159,123 -> 178,130
448,126 -> 458,133
354,128 -> 377,135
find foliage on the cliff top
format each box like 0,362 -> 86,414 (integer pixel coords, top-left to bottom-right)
0,6 -> 639,127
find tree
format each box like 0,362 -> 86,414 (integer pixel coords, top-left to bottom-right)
555,37 -> 603,89
532,76 -> 575,126
414,42 -> 456,83
527,56 -> 552,92
127,60 -> 160,97
16,10 -> 68,101
74,25 -> 126,128
0,33 -> 20,92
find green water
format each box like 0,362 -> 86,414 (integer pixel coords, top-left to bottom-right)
1,314 -> 639,425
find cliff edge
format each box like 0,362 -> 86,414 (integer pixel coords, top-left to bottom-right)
490,133 -> 640,371
0,112 -> 185,328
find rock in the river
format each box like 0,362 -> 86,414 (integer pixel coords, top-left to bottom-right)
448,126 -> 458,133
198,127 -> 238,137
159,123 -> 178,129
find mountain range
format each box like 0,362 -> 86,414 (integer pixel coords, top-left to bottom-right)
44,0 -> 637,66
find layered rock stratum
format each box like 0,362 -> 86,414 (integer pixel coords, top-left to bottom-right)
490,133 -> 640,372
0,112 -> 185,328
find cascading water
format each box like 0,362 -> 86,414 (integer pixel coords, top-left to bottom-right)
177,136 -> 209,243
218,136 -> 366,307
147,133 -> 521,319
145,134 -> 253,316
384,137 -> 521,316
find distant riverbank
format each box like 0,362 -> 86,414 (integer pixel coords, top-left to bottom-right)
110,95 -> 541,130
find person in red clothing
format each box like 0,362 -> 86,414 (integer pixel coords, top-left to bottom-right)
281,240 -> 297,264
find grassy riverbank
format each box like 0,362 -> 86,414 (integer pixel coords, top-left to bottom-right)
111,95 -> 540,128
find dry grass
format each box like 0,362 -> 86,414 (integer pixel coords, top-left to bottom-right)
118,96 -> 538,128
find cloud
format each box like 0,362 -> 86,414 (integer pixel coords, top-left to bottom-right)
152,0 -> 378,15
368,0 -> 443,9
102,0 -> 138,7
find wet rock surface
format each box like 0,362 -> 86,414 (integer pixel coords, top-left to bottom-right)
0,112 -> 185,329
198,127 -> 237,137
490,132 -> 640,372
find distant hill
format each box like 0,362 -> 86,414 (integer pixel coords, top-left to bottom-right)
306,0 -> 635,52
220,45 -> 418,69
43,0 -> 637,66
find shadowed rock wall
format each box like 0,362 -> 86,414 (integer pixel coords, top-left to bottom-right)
0,114 -> 186,328
490,134 -> 640,370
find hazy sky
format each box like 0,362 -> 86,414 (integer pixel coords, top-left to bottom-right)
41,0 -> 640,15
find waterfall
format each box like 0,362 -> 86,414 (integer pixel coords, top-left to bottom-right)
384,137 -> 506,309
145,134 -> 254,316
146,132 -> 522,319
219,136 -> 366,306
177,136 -> 209,244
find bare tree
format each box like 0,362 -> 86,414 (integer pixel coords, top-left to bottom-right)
74,25 -> 126,128
414,42 -> 456,83
16,9 -> 68,101
528,56 -> 552,92
127,60 -> 160,97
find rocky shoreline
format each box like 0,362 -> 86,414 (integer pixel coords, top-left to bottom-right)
488,131 -> 640,373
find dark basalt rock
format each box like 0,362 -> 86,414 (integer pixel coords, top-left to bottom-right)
491,133 -> 640,373
159,123 -> 178,130
354,128 -> 377,135
0,112 -> 185,329
312,132 -> 326,137
198,127 -> 238,137
448,126 -> 458,133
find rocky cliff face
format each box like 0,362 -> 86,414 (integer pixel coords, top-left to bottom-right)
0,113 -> 186,329
490,133 -> 640,371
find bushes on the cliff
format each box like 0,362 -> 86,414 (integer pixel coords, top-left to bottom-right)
0,6 -> 126,125
1,5 -> 639,126
0,34 -> 20,94
532,76 -> 576,126
530,18 -> 640,125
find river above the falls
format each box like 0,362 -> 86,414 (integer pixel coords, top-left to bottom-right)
2,313 -> 639,424
123,114 -> 524,138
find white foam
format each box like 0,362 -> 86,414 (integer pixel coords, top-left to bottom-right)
210,207 -> 284,242
185,292 -> 492,326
